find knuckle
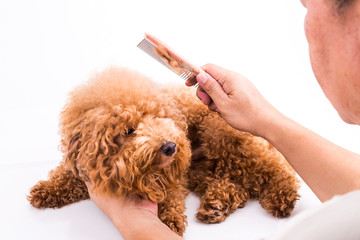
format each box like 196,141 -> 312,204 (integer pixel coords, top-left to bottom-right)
205,63 -> 215,68
201,63 -> 216,71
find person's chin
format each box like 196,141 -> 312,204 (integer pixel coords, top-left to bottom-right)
338,111 -> 357,125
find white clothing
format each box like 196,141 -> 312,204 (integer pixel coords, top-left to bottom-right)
268,190 -> 360,240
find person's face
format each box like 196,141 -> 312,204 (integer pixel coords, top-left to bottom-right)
301,0 -> 360,124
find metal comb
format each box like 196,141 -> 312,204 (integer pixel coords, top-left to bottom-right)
137,33 -> 200,82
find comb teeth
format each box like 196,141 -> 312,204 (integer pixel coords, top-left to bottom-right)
179,69 -> 196,81
137,37 -> 196,82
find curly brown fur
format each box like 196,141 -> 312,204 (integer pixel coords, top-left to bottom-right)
27,164 -> 89,208
184,112 -> 300,222
28,67 -> 300,235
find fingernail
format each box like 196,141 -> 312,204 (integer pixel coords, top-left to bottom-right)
197,72 -> 207,85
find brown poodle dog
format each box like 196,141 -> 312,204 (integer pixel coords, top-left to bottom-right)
28,67 -> 300,236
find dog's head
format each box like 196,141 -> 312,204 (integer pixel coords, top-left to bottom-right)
60,68 -> 191,202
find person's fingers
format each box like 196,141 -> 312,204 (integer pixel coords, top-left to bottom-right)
208,102 -> 218,112
196,71 -> 228,105
85,181 -> 92,189
200,63 -> 231,87
186,63 -> 229,87
196,87 -> 212,105
85,182 -> 96,199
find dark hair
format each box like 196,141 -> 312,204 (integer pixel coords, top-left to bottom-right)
334,0 -> 355,10
332,0 -> 355,16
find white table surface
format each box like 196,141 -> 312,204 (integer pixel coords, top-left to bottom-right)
1,161 -> 321,240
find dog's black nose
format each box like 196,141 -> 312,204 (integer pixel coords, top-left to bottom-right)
160,142 -> 176,157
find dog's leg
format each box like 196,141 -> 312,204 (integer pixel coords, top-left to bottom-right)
258,170 -> 300,218
158,185 -> 188,236
28,164 -> 89,208
196,178 -> 250,223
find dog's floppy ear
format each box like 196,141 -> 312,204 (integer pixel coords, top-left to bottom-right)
68,133 -> 81,153
90,133 -> 132,196
62,132 -> 83,177
59,105 -> 134,196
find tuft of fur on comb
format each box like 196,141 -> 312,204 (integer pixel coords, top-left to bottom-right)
137,34 -> 198,82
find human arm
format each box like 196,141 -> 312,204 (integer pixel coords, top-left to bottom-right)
258,110 -> 360,202
85,183 -> 182,240
188,63 -> 360,202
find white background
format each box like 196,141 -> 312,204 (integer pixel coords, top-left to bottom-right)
1,0 -> 359,239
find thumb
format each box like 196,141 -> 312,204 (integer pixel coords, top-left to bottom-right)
85,181 -> 94,194
85,181 -> 92,189
196,71 -> 228,105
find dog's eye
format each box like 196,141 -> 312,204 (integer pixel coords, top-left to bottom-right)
125,128 -> 135,135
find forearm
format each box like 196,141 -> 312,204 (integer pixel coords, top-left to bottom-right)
261,111 -> 360,201
113,210 -> 182,240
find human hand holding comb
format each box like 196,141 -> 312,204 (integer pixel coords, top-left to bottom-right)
137,33 -> 271,134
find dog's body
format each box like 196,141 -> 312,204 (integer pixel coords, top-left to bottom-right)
28,68 -> 300,236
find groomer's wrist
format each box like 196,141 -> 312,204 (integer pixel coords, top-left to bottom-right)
112,211 -> 140,239
253,106 -> 285,140
259,108 -> 291,145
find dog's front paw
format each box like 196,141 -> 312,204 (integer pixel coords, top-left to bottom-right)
27,181 -> 60,208
260,191 -> 299,218
160,212 -> 187,236
196,199 -> 229,223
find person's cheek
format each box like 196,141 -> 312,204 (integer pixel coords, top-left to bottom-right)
300,0 -> 307,8
304,13 -> 311,43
